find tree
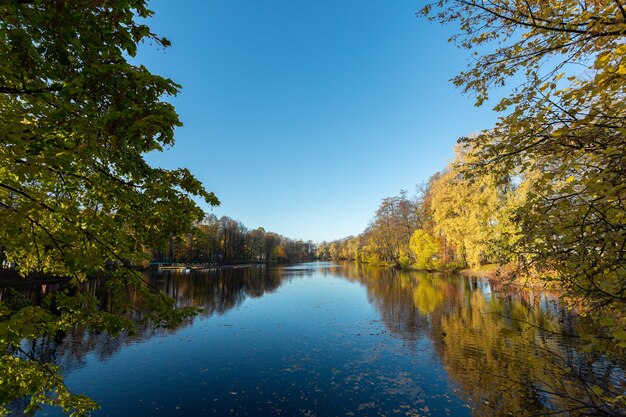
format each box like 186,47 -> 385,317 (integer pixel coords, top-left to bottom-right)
364,192 -> 421,266
247,227 -> 266,261
429,158 -> 503,269
316,242 -> 329,260
0,1 -> 218,414
328,242 -> 340,260
263,232 -> 281,262
346,238 -> 361,260
273,244 -> 287,262
409,230 -> 438,270
421,1 -> 626,310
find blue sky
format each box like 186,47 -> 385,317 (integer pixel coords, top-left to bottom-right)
139,0 -> 498,242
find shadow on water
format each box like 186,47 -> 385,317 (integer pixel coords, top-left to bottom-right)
3,261 -> 625,416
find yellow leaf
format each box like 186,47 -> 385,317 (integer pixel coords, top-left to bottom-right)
595,53 -> 611,68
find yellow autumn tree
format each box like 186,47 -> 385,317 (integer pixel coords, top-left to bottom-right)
409,229 -> 438,270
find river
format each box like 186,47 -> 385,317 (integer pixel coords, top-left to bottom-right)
15,262 -> 624,416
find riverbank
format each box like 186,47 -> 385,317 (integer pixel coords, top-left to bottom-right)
151,261 -> 270,272
0,262 -> 274,287
351,260 -> 567,295
456,263 -> 566,296
458,263 -> 499,278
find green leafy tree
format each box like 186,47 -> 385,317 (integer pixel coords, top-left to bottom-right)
0,1 -> 218,415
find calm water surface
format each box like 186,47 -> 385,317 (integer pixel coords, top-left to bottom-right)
20,262 -> 624,416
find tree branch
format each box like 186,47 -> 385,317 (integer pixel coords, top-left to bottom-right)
0,84 -> 63,95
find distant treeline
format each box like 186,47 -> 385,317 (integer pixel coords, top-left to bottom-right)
151,214 -> 317,265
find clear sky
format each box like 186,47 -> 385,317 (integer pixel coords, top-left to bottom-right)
138,0 -> 498,242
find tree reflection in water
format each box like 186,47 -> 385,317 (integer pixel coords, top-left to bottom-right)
4,266 -> 287,380
337,262 -> 625,416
